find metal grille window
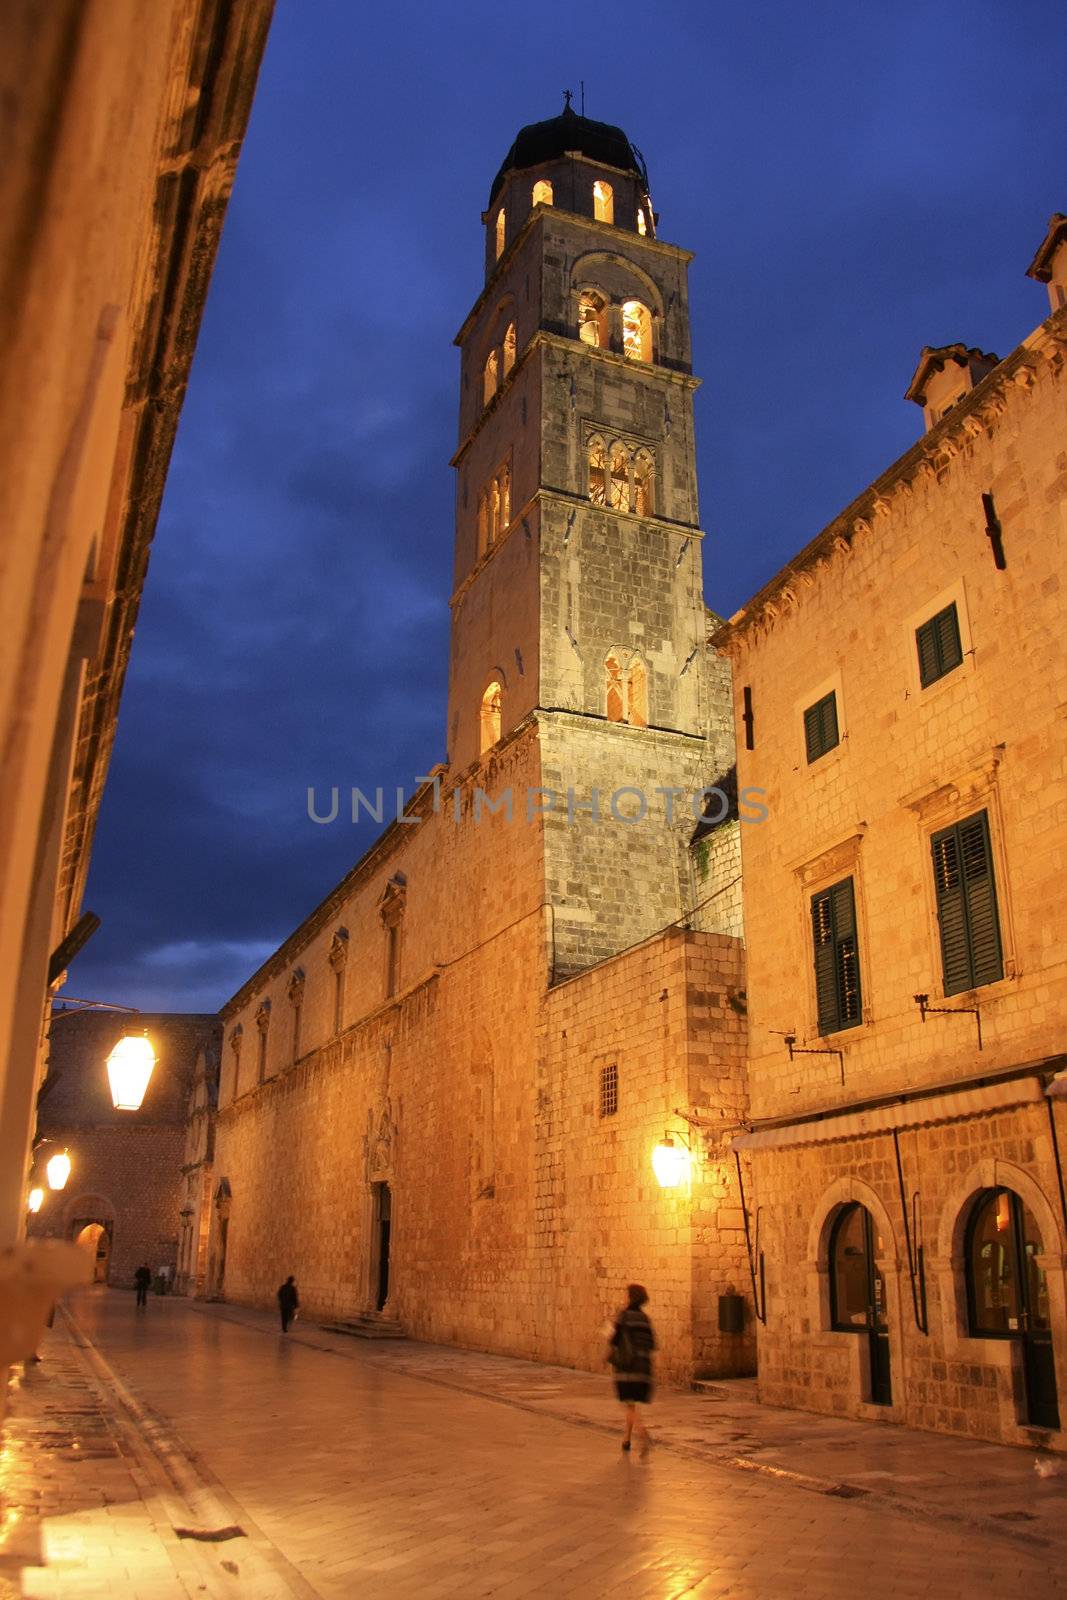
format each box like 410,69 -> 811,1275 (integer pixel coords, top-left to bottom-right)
931,810 -> 1003,995
598,1063 -> 619,1118
804,691 -> 840,763
916,602 -> 963,687
811,877 -> 863,1034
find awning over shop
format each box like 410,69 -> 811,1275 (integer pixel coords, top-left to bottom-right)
731,1073 -> 1047,1152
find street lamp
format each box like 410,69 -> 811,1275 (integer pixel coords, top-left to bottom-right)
651,1132 -> 691,1189
106,1033 -> 157,1110
27,1187 -> 44,1214
45,1149 -> 71,1190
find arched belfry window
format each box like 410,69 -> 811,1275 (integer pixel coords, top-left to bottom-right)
605,651 -> 648,727
497,464 -> 510,531
593,180 -> 614,224
633,450 -> 654,517
578,290 -> 607,349
495,207 -> 506,260
637,207 -> 648,237
480,681 -> 502,754
622,300 -> 652,363
483,349 -> 499,407
587,437 -> 606,506
502,322 -> 516,379
532,179 -> 553,207
609,444 -> 629,511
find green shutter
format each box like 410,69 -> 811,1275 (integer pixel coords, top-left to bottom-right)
931,811 -> 1003,995
811,877 -> 862,1033
916,603 -> 963,687
804,691 -> 840,763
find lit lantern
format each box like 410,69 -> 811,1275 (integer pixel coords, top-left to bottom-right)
45,1149 -> 72,1190
651,1133 -> 690,1189
27,1187 -> 44,1214
106,1034 -> 157,1110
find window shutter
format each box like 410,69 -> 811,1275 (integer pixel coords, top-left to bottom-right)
830,878 -> 862,1026
917,603 -> 963,687
804,691 -> 840,763
811,878 -> 862,1033
811,891 -> 838,1034
931,811 -> 1002,995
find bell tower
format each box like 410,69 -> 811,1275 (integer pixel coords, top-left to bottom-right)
449,106 -> 731,978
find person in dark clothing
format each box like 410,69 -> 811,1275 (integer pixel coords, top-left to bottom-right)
134,1264 -> 152,1309
608,1283 -> 656,1455
277,1276 -> 299,1332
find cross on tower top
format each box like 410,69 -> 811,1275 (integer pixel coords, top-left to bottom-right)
562,89 -> 573,111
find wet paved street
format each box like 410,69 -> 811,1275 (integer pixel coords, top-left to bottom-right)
3,1287 -> 1065,1599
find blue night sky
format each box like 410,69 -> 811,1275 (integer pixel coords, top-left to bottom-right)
76,0 -> 1065,1013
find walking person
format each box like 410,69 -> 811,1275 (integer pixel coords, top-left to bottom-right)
608,1283 -> 656,1456
277,1275 -> 299,1333
134,1264 -> 152,1309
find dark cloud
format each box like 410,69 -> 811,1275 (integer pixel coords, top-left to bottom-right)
79,0 -> 1067,1012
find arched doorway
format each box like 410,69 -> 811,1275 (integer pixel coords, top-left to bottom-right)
372,1182 -> 391,1311
74,1221 -> 112,1283
830,1202 -> 892,1405
966,1187 -> 1060,1430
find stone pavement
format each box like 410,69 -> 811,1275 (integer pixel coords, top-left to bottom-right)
2,1287 -> 1065,1599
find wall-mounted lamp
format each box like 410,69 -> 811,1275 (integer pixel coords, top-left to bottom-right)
27,1187 -> 44,1214
652,1131 -> 691,1188
106,1033 -> 157,1110
45,1149 -> 71,1190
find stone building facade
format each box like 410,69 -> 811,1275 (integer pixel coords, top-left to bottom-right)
715,224 -> 1067,1448
208,108 -> 752,1382
28,1010 -> 218,1287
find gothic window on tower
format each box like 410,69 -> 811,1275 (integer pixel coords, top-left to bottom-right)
622,300 -> 652,363
494,207 -> 506,260
593,179 -> 614,224
632,450 -> 654,516
532,178 -> 553,207
502,322 -> 516,378
587,437 -> 606,505
379,876 -> 406,1001
637,206 -> 648,236
578,290 -> 607,348
480,681 -> 502,754
478,463 -> 511,555
483,349 -> 499,407
609,445 -> 629,510
605,651 -> 648,727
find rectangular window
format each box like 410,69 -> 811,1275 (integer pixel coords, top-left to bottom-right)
811,877 -> 863,1034
931,810 -> 1003,995
598,1063 -> 618,1118
804,691 -> 840,764
916,602 -> 963,688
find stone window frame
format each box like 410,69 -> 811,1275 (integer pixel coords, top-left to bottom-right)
379,876 -> 407,1001
254,1000 -> 271,1084
598,1062 -> 619,1118
226,1024 -> 242,1104
900,753 -> 1018,994
933,1156 -> 1066,1444
328,927 -> 349,1036
806,1176 -> 906,1421
903,577 -> 974,702
476,455 -> 513,557
287,968 -> 305,1065
791,831 -> 873,1041
795,669 -> 846,772
604,647 -> 649,728
584,429 -> 656,518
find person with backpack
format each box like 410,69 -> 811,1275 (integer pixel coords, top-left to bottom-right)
607,1283 -> 656,1455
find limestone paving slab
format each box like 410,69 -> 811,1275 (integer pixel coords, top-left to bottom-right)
33,1288 -> 1065,1598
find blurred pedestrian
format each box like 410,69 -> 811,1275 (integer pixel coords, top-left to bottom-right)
134,1264 -> 152,1309
608,1283 -> 656,1456
277,1275 -> 299,1332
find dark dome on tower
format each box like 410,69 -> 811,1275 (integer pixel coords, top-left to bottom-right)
488,105 -> 647,205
